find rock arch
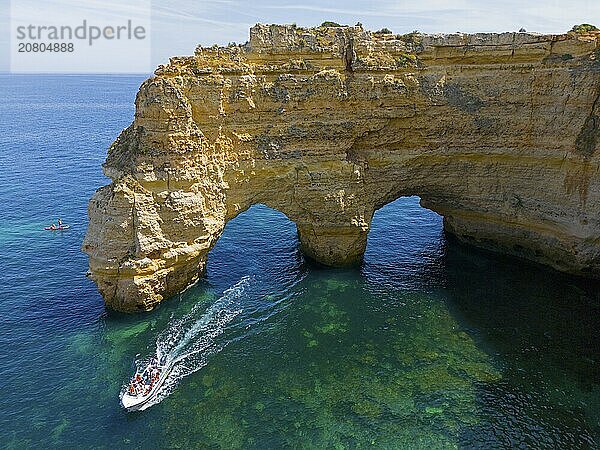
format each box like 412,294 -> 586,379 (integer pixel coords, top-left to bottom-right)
83,24 -> 600,311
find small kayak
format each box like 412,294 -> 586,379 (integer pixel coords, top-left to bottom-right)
44,225 -> 70,231
121,359 -> 172,412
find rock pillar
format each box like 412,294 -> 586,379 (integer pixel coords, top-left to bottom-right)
297,223 -> 369,266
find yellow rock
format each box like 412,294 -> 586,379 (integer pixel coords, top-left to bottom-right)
83,24 -> 600,312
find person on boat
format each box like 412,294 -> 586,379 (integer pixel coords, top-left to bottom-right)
57,218 -> 62,228
50,223 -> 57,230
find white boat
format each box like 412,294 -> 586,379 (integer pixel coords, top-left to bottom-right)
120,359 -> 172,411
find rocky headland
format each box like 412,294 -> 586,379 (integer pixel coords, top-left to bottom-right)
83,24 -> 600,311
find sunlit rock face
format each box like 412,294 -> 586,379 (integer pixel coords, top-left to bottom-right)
83,24 -> 600,312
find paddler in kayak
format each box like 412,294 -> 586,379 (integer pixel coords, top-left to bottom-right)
58,218 -> 63,228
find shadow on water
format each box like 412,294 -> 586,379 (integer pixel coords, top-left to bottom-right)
437,237 -> 600,447
358,196 -> 599,447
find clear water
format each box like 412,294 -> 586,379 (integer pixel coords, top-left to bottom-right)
0,75 -> 598,449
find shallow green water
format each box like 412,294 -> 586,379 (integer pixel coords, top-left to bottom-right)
1,75 -> 598,448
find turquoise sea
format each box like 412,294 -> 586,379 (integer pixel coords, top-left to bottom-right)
0,74 -> 598,448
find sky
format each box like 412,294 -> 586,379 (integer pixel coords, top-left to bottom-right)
1,0 -> 599,73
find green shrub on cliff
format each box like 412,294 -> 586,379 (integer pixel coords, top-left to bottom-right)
571,24 -> 598,33
375,28 -> 393,34
398,31 -> 423,46
397,53 -> 417,67
320,21 -> 345,27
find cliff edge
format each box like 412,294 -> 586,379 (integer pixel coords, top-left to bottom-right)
83,24 -> 600,311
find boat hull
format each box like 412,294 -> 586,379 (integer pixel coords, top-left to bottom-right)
121,365 -> 171,411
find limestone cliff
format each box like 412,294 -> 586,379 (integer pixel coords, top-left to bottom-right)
83,24 -> 600,312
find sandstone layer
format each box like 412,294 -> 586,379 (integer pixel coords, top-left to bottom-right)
83,24 -> 600,311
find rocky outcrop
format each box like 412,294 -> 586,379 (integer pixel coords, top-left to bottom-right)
83,24 -> 600,311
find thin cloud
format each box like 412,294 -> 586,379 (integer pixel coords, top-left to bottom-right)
260,3 -> 466,18
152,5 -> 247,27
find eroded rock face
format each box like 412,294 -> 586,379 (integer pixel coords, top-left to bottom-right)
83,24 -> 600,311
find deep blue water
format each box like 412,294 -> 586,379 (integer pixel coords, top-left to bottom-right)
0,75 -> 598,448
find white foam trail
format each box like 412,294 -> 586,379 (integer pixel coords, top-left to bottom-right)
121,277 -> 249,410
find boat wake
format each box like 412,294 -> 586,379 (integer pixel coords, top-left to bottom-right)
120,277 -> 248,411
